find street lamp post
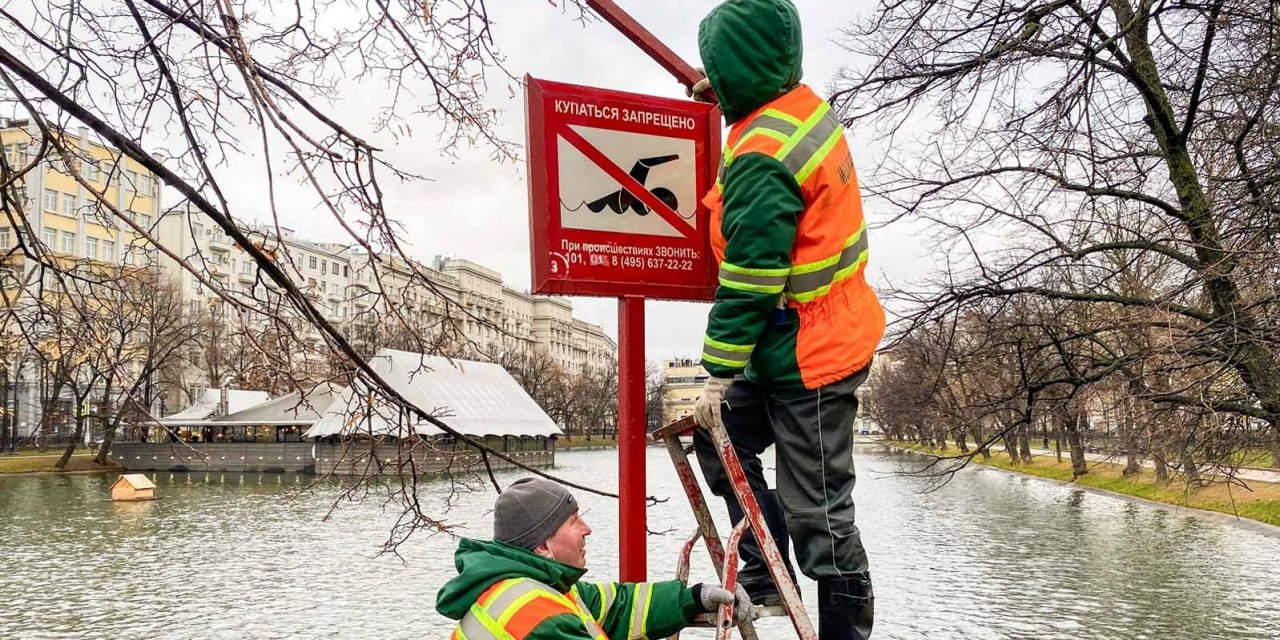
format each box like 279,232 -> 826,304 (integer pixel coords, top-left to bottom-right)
1,365 -> 10,454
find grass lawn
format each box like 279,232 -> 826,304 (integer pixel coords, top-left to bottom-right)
0,453 -> 118,474
885,441 -> 1280,527
1230,448 -> 1279,469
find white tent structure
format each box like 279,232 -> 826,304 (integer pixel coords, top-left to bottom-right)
158,388 -> 271,424
210,383 -> 344,426
303,349 -> 561,440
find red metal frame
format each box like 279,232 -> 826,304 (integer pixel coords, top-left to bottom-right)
617,296 -> 647,581
585,0 -> 718,101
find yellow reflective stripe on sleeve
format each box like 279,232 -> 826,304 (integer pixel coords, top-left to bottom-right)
601,583 -> 617,621
627,582 -> 656,639
721,262 -> 790,277
703,337 -> 753,368
718,262 -> 789,294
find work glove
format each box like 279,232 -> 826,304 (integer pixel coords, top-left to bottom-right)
693,582 -> 753,625
693,375 -> 733,429
685,67 -> 713,102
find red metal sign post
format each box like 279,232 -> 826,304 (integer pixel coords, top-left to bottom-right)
527,1 -> 721,584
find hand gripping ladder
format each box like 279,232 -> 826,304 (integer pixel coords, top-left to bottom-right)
653,416 -> 818,640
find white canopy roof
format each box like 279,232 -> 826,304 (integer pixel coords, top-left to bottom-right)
303,350 -> 561,439
210,383 -> 344,426
159,389 -> 271,424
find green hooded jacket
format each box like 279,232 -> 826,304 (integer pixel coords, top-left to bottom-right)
698,0 -> 812,389
435,538 -> 701,639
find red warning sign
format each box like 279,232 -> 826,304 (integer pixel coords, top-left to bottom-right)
525,76 -> 720,300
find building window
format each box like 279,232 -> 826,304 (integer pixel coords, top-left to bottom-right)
60,231 -> 75,254
82,160 -> 101,182
41,227 -> 56,248
308,256 -> 317,270
126,170 -> 139,192
0,228 -> 10,249
42,188 -> 58,212
2,143 -> 30,166
84,236 -> 98,260
140,214 -> 152,229
343,265 -> 350,277
191,222 -> 203,238
102,240 -> 114,263
320,261 -> 327,275
332,261 -> 341,275
191,278 -> 200,291
241,261 -> 253,275
62,193 -> 76,216
137,174 -> 155,197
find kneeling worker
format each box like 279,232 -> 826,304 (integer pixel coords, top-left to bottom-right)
436,477 -> 752,639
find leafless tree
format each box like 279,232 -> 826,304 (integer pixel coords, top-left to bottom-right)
836,1 -> 1280,473
0,0 -> 632,543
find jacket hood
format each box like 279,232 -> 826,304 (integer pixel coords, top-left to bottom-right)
698,0 -> 804,123
435,538 -> 587,620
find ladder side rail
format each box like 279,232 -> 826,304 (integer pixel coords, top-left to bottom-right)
661,433 -> 761,640
662,434 -> 729,570
707,419 -> 818,640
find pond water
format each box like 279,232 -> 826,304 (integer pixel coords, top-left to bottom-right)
1,446 -> 1277,639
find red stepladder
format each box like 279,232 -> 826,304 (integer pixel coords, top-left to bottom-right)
653,416 -> 818,640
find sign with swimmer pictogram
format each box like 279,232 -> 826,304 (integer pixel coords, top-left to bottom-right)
525,76 -> 720,300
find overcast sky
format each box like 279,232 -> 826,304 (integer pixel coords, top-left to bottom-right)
216,0 -> 929,363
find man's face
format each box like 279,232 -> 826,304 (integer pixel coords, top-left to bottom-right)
537,511 -> 592,568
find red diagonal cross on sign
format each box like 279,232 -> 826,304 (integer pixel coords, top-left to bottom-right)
557,124 -> 696,238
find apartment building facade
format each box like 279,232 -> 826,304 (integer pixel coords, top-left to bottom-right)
154,206 -> 617,381
1,117 -> 616,439
1,119 -> 164,438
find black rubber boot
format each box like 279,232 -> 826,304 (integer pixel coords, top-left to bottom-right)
725,489 -> 797,606
818,575 -> 874,640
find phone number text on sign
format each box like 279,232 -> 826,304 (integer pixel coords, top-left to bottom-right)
561,239 -> 699,272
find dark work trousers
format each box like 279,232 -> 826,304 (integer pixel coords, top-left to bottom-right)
693,367 -> 872,584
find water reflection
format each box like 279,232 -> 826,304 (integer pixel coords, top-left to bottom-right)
0,447 -> 1277,639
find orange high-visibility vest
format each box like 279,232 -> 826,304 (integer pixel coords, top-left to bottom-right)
705,84 -> 885,388
451,578 -> 608,640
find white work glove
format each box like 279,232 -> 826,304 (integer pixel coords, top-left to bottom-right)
693,375 -> 733,429
695,583 -> 753,625
685,67 -> 713,102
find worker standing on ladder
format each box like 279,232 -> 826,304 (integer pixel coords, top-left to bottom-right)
689,0 -> 886,638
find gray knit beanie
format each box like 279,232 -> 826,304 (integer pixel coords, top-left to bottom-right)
493,477 -> 578,550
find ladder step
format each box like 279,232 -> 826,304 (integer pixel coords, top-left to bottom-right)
689,606 -> 790,627
652,416 -> 699,441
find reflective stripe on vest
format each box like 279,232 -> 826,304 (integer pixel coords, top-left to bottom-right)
455,578 -> 607,640
713,101 -> 866,303
787,225 -> 869,302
